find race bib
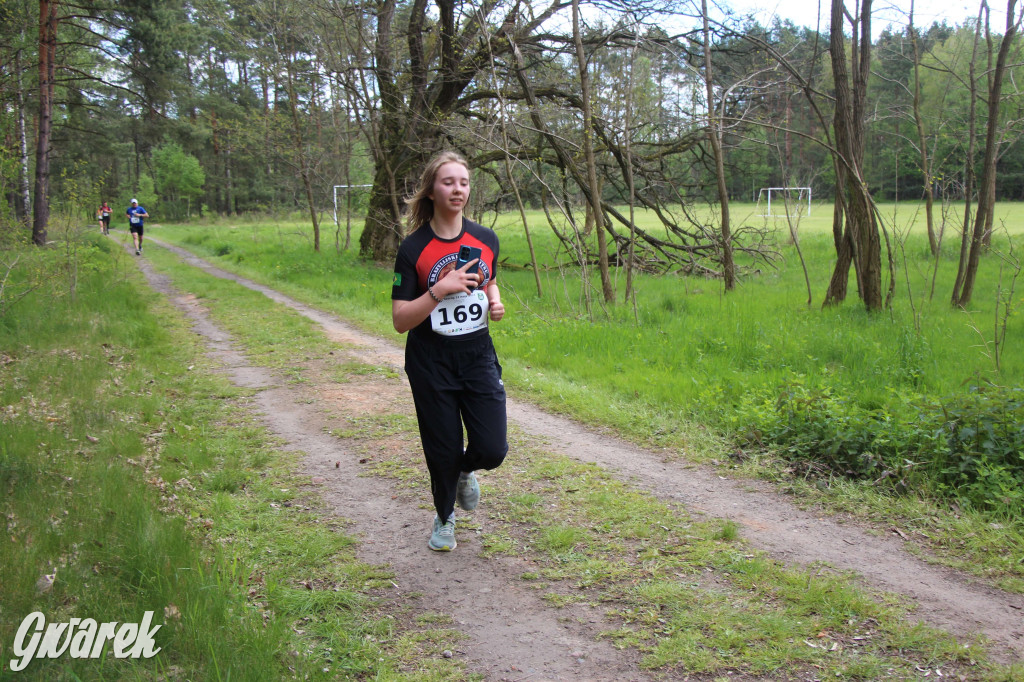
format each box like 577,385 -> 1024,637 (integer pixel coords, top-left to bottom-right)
430,290 -> 489,336
130,216 -> 140,224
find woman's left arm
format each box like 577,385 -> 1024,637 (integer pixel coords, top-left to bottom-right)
487,282 -> 504,322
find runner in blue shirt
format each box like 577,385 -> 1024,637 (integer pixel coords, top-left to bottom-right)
126,199 -> 149,255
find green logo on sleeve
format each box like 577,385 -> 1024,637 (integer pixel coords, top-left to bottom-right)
392,273 -> 401,287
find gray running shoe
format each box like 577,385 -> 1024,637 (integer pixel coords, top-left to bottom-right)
456,471 -> 479,511
429,514 -> 456,551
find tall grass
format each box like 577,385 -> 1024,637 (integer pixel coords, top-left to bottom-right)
0,235 -> 393,679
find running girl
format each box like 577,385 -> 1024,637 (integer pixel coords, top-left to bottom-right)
391,151 -> 509,551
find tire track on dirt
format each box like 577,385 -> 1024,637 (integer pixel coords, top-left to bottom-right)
142,237 -> 1024,665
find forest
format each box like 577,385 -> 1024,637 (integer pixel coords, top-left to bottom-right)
2,0 -> 1023,310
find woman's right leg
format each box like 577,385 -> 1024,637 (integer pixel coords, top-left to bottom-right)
405,339 -> 464,523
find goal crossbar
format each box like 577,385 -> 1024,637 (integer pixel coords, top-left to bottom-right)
756,186 -> 811,217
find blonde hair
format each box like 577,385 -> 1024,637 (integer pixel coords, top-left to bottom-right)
404,151 -> 470,234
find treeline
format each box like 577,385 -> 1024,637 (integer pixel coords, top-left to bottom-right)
1,0 -> 1021,303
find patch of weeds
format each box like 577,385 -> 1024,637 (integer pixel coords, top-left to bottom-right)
713,519 -> 740,542
338,413 -> 419,440
369,459 -> 424,486
206,467 -> 250,493
508,491 -> 543,508
331,360 -> 401,382
537,524 -> 590,554
542,592 -> 585,608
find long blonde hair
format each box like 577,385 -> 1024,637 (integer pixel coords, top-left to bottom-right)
404,151 -> 470,234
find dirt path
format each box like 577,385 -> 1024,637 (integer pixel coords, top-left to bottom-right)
137,238 -> 1023,674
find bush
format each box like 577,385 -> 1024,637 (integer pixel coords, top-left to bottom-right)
742,383 -> 934,485
740,381 -> 1024,518
932,385 -> 1024,516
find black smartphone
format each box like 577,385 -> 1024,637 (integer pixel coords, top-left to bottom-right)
456,245 -> 482,274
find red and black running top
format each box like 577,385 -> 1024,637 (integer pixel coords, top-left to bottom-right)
392,218 -> 500,339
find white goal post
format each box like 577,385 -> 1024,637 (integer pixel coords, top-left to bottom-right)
756,186 -> 812,217
332,184 -> 373,227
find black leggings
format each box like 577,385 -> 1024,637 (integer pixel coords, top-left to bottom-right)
405,331 -> 508,520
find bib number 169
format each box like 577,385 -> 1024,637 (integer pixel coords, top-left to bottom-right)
430,291 -> 489,336
437,302 -> 484,326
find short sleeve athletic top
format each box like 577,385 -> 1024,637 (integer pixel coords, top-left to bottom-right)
392,218 -> 500,340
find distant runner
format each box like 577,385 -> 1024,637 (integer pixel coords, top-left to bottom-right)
126,198 -> 149,255
98,201 -> 112,235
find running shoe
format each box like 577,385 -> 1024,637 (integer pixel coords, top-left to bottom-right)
428,514 -> 456,551
456,471 -> 480,511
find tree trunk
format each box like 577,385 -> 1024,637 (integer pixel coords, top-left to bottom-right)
284,55 -> 320,252
360,0 -> 415,261
951,19 -> 982,305
224,135 -> 233,217
823,0 -> 883,310
361,160 -> 408,261
15,46 -> 31,226
358,0 -> 565,262
32,0 -> 59,246
952,1 -> 1018,307
909,3 -> 938,256
573,0 -> 613,303
703,0 -> 735,291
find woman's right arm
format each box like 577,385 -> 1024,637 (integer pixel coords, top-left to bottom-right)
392,295 -> 437,334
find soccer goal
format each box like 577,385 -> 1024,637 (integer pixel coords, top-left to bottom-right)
332,184 -> 373,228
756,187 -> 812,217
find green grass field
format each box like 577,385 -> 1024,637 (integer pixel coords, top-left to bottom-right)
0,233 -> 437,679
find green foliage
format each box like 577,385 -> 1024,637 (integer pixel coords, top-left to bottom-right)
737,380 -> 1024,517
736,381 -> 932,482
935,385 -> 1024,516
132,173 -> 157,211
153,141 -> 206,220
0,248 -> 288,679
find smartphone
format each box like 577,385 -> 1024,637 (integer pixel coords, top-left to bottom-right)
456,244 -> 482,273
455,244 -> 482,290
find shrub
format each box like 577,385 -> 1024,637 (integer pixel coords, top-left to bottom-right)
740,381 -> 1024,518
745,383 -> 933,486
932,385 -> 1024,516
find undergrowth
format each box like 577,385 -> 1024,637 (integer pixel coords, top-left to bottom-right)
734,379 -> 1024,518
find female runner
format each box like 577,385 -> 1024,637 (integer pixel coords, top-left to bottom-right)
391,151 -> 508,551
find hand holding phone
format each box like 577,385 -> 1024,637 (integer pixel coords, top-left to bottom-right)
456,244 -> 482,289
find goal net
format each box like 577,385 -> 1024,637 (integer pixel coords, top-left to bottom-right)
756,187 -> 811,217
